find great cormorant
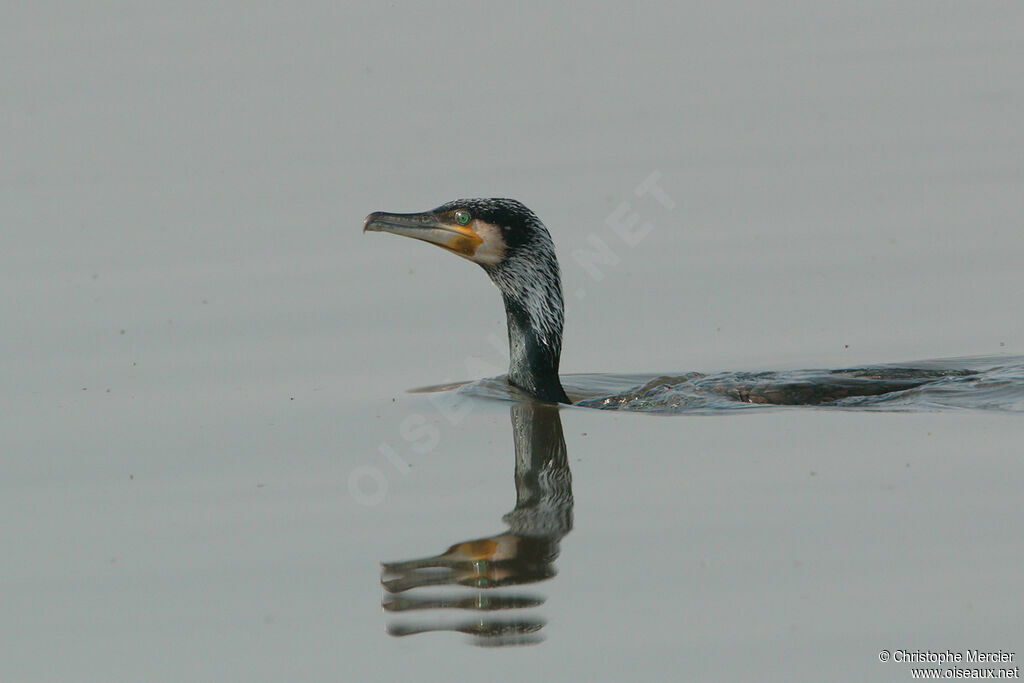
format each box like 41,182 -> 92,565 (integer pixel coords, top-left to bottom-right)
363,198 -> 995,408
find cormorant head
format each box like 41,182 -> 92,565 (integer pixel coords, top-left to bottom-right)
362,199 -> 562,309
364,199 -> 568,403
363,198 -> 550,271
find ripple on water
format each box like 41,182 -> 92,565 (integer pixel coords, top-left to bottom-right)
427,356 -> 1024,414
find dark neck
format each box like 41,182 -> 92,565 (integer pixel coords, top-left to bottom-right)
502,295 -> 569,404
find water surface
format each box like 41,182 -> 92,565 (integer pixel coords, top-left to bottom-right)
3,2 -> 1023,682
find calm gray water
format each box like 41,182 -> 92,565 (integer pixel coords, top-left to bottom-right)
3,2 -> 1023,681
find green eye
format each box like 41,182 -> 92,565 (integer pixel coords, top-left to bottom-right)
455,210 -> 471,226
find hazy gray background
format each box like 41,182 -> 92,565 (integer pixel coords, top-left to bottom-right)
2,2 -> 1022,681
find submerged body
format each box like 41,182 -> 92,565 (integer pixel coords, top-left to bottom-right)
364,199 -> 1023,411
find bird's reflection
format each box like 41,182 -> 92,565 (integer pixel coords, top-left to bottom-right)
380,402 -> 572,647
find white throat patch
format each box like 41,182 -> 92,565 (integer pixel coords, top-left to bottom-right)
469,220 -> 506,266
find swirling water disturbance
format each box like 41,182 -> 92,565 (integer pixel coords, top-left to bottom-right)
441,356 -> 1024,414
